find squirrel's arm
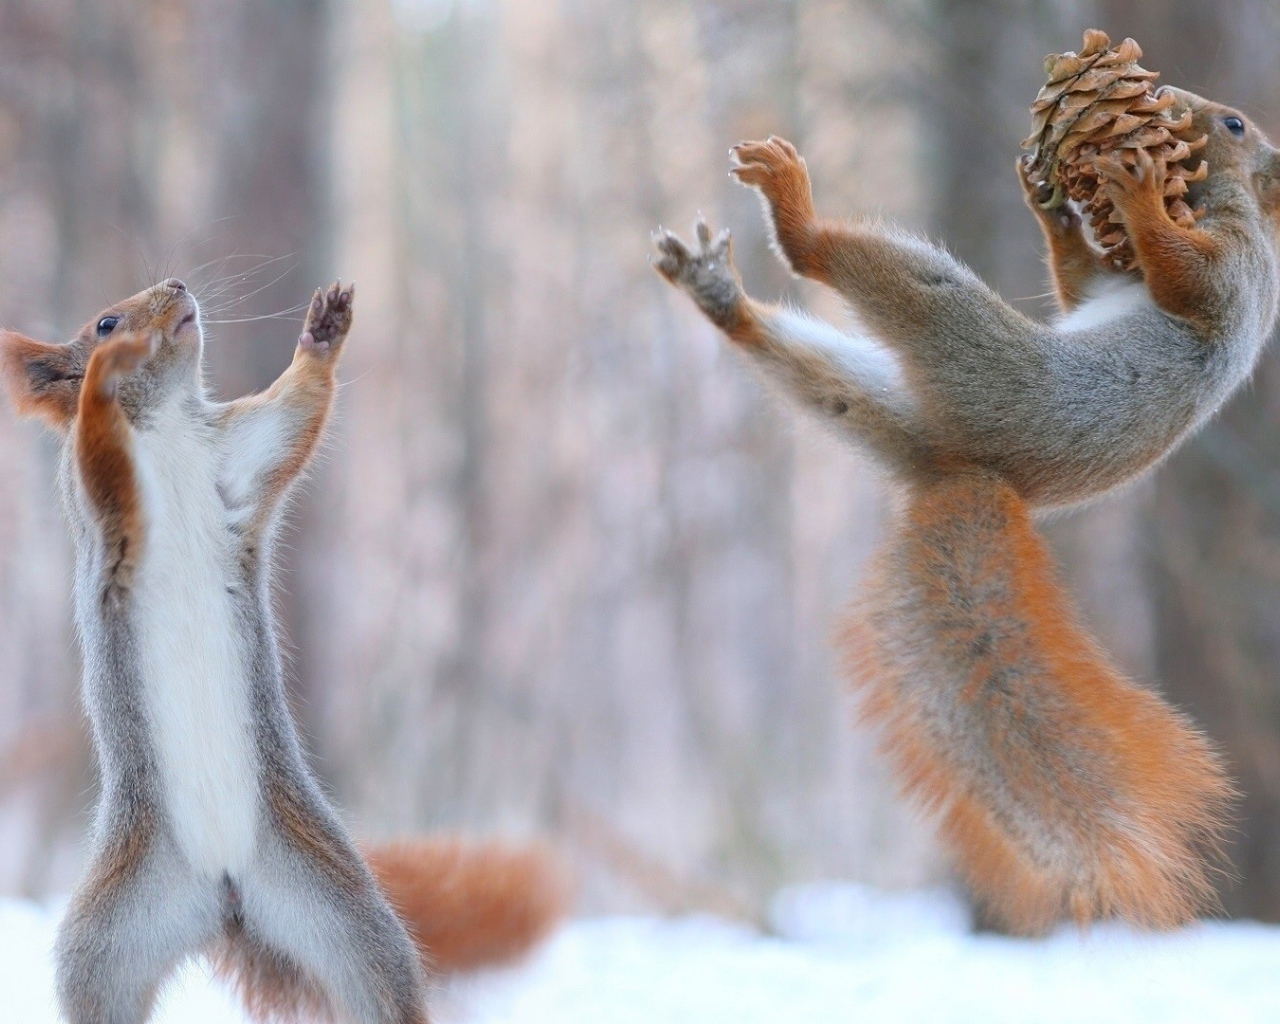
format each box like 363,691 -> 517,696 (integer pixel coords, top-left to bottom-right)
1096,150 -> 1224,330
1015,157 -> 1116,313
728,138 -> 1041,367
652,219 -> 934,476
74,332 -> 158,591
218,283 -> 352,521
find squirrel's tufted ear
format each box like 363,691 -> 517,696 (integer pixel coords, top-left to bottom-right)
0,330 -> 85,431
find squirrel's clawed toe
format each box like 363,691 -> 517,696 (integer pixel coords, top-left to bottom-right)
1017,157 -> 1082,234
652,218 -> 732,281
728,137 -> 817,238
650,227 -> 692,282
1016,155 -> 1054,206
729,136 -> 807,189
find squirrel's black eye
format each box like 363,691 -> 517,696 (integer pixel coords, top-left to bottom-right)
1224,116 -> 1245,137
96,316 -> 119,337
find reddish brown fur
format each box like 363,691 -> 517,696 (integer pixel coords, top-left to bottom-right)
1033,88 -> 1280,329
3,277 -> 197,433
716,295 -> 787,349
215,781 -> 433,1023
74,804 -> 156,916
733,135 -> 958,325
364,837 -> 570,974
73,333 -> 156,588
842,473 -> 1233,933
732,138 -> 974,341
262,778 -> 368,893
1097,147 -> 1224,329
731,138 -> 821,275
55,803 -> 160,1021
217,280 -> 352,538
0,332 -> 85,429
661,116 -> 1264,934
212,922 -> 330,1024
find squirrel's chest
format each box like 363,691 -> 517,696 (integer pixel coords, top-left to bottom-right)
131,422 -> 260,875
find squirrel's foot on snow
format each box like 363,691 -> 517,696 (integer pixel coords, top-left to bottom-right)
652,218 -> 746,331
299,280 -> 355,358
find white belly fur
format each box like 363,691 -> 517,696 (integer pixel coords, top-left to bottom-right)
1055,277 -> 1154,332
133,403 -> 259,876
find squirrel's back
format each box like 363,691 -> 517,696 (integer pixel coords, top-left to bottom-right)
899,248 -> 1277,509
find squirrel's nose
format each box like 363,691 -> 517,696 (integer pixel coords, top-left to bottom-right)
161,278 -> 187,293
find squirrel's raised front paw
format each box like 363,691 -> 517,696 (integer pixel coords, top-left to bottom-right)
90,331 -> 159,397
651,218 -> 744,329
299,280 -> 355,358
730,136 -> 804,187
730,136 -> 816,214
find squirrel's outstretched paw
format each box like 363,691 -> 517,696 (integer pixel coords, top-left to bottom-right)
729,136 -> 813,211
651,218 -> 743,329
729,136 -> 803,185
652,217 -> 730,280
299,280 -> 355,358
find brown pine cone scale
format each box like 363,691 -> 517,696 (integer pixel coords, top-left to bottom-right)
1023,30 -> 1208,270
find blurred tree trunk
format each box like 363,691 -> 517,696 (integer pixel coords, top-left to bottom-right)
1103,0 -> 1280,921
313,0 -> 947,916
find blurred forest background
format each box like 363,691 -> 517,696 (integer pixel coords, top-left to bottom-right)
2,0 -> 1280,923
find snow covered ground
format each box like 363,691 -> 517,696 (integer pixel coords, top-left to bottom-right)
6,885 -> 1280,1023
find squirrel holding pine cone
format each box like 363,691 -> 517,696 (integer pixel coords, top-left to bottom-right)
653,30 -> 1280,932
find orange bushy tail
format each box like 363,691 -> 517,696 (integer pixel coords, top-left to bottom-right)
842,472 -> 1234,933
365,837 -> 569,973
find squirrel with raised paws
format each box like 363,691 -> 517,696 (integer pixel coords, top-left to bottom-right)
652,84 -> 1280,932
1,280 -> 565,1023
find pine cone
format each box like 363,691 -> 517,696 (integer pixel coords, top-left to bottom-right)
1023,29 -> 1208,270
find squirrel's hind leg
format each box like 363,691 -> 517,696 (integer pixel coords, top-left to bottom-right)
55,829 -> 220,1024
228,808 -> 427,1024
654,219 -> 935,476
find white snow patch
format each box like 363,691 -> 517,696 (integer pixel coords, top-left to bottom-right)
5,885 -> 1280,1023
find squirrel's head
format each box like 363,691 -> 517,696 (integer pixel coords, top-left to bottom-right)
0,278 -> 200,432
1159,87 -> 1280,228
